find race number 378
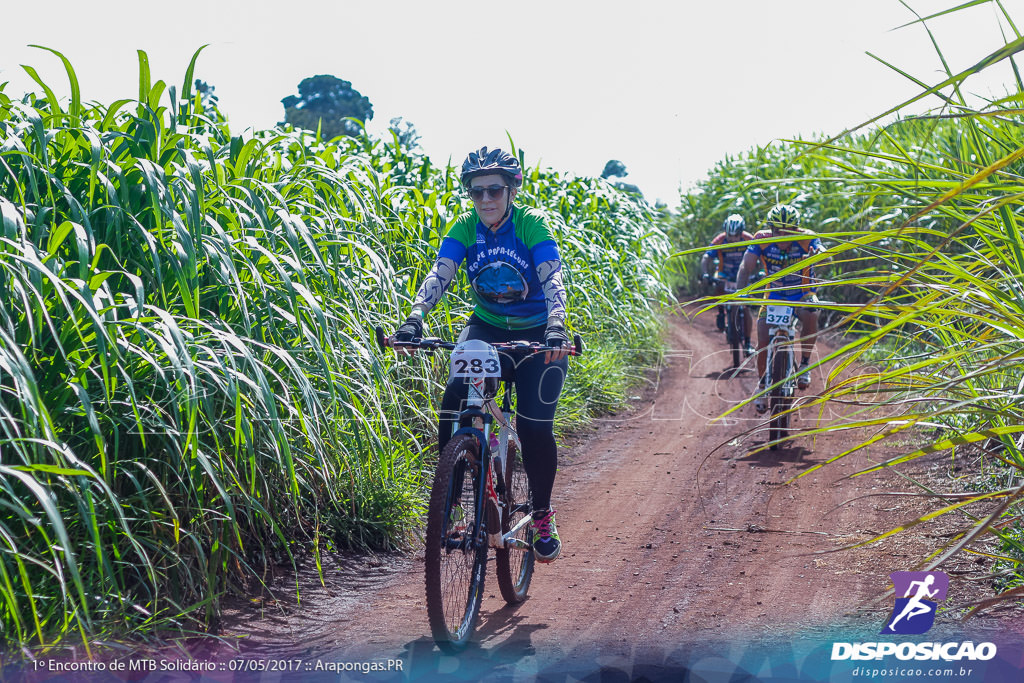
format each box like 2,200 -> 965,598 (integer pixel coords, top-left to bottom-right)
765,305 -> 794,327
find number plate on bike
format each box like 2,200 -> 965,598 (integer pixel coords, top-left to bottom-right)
449,340 -> 501,379
765,305 -> 794,327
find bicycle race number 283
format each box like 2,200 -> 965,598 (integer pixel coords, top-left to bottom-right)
765,305 -> 794,327
450,346 -> 501,378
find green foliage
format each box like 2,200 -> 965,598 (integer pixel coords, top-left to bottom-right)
0,49 -> 671,649
676,2 -> 1024,607
993,518 -> 1024,593
281,74 -> 374,140
518,158 -> 673,425
387,117 -> 421,150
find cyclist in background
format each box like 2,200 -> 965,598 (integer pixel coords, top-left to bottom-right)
700,214 -> 755,356
735,204 -> 826,413
389,147 -> 569,563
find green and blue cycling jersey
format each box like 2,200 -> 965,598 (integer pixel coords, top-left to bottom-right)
438,206 -> 560,329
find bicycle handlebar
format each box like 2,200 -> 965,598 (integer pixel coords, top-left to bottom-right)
374,326 -> 584,356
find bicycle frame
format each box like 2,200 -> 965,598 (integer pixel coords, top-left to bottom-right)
374,327 -> 581,555
450,370 -> 531,551
763,304 -> 799,396
487,391 -> 533,551
761,303 -> 802,449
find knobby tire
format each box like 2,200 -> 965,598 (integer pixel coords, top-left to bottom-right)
768,343 -> 792,450
494,440 -> 535,604
424,434 -> 487,652
727,306 -> 743,370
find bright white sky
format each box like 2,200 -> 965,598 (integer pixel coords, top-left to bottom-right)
1,1 -> 1018,207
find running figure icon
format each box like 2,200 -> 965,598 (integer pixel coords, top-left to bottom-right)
888,575 -> 938,631
882,571 -> 949,635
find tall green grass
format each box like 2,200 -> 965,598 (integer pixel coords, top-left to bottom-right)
674,1 -> 1024,610
0,49 -> 672,649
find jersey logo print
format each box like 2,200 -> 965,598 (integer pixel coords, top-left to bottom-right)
472,262 -> 529,304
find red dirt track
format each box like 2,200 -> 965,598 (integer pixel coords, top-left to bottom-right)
216,307 -> 1022,680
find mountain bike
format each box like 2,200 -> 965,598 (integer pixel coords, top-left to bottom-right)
374,327 -> 582,652
760,301 -> 829,450
762,303 -> 799,450
721,281 -> 747,371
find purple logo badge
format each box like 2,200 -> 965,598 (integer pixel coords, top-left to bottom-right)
882,571 -> 949,635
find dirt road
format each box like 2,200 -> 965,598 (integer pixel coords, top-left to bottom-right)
217,308 -> 1022,680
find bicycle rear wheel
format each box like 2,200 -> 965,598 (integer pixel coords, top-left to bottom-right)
424,433 -> 487,652
494,440 -> 535,604
768,346 -> 792,450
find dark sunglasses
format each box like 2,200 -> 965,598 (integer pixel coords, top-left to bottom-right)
468,185 -> 509,201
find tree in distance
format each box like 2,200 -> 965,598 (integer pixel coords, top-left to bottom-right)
388,116 -> 421,149
281,75 -> 374,139
188,79 -> 226,129
601,159 -> 628,179
195,79 -> 219,110
601,159 -> 642,197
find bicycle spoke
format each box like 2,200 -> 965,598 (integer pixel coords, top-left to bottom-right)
495,440 -> 535,604
424,436 -> 486,651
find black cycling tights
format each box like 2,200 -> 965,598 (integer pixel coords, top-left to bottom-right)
438,316 -> 568,512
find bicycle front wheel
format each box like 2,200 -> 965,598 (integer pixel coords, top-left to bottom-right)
424,433 -> 487,652
727,306 -> 743,369
768,346 -> 792,450
494,440 -> 535,604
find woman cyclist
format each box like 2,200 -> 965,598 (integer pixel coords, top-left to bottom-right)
389,147 -> 570,563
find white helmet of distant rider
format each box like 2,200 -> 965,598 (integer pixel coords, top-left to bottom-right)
766,204 -> 800,233
723,214 -> 745,238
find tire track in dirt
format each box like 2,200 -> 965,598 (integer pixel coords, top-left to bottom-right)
217,307 -> 1020,678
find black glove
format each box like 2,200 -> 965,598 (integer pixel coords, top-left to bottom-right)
545,322 -> 570,349
393,315 -> 424,343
